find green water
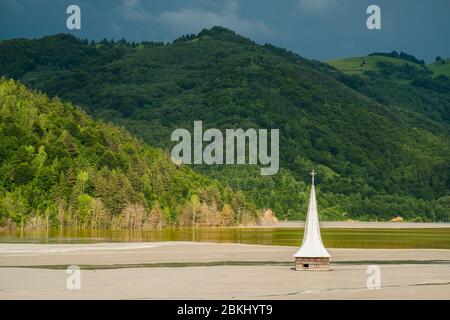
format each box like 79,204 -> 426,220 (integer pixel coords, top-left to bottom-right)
0,227 -> 449,249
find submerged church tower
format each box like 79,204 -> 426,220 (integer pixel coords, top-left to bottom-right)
294,170 -> 331,271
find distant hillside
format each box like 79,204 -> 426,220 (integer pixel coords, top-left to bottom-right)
0,27 -> 449,222
428,59 -> 450,77
328,53 -> 450,128
328,54 -> 430,80
329,52 -> 450,81
0,79 -> 260,229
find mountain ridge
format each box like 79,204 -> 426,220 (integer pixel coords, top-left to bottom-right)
1,27 -> 449,222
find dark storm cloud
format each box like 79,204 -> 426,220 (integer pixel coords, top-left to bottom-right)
0,0 -> 449,62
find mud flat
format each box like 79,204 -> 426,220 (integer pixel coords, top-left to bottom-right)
0,242 -> 449,299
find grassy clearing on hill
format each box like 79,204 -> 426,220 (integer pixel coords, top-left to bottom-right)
428,59 -> 450,77
328,55 -> 422,75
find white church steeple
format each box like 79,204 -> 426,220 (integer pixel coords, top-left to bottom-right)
294,170 -> 331,271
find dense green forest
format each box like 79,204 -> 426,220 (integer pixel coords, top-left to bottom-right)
0,27 -> 449,222
0,79 -> 269,229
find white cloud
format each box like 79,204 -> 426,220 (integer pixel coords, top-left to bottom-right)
159,1 -> 270,37
117,0 -> 153,21
297,0 -> 337,14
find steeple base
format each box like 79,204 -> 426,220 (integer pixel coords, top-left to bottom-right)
295,257 -> 330,271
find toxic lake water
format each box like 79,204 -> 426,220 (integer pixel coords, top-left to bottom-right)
0,227 -> 449,249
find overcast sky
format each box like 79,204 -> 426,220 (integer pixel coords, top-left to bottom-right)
1,0 -> 449,62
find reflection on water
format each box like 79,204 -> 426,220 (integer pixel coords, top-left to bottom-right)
0,227 -> 449,249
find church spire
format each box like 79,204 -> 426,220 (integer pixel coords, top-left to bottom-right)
294,170 -> 331,260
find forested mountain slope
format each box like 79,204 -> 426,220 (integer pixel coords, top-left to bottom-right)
0,27 -> 449,221
0,79 -> 259,228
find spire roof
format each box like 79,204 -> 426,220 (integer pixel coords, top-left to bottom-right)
294,170 -> 331,258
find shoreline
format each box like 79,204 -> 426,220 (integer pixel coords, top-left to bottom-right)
251,221 -> 450,229
1,221 -> 449,234
1,242 -> 449,267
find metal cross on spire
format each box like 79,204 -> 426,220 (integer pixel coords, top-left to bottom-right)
310,169 -> 316,185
